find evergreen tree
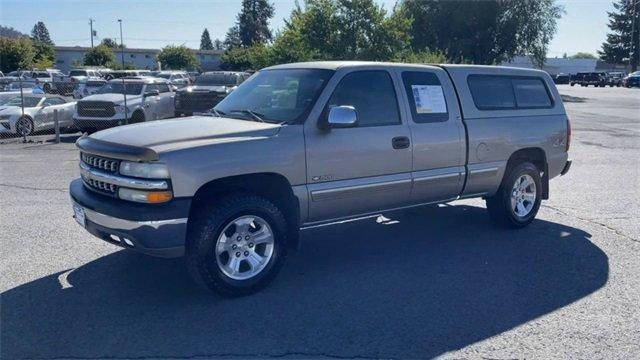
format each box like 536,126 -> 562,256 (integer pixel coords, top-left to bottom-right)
200,28 -> 214,50
30,21 -> 53,45
598,0 -> 639,70
223,25 -> 243,49
238,0 -> 274,46
214,39 -> 223,50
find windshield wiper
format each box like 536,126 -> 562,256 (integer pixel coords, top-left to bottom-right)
229,109 -> 265,123
210,108 -> 226,117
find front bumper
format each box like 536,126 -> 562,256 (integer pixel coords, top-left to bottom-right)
70,178 -> 191,258
73,118 -> 128,131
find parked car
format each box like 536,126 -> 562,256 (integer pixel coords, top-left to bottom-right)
52,68 -> 105,95
0,94 -> 75,136
155,71 -> 191,88
606,71 -> 626,87
174,71 -> 250,116
70,62 -> 571,296
553,73 -> 570,84
622,71 -> 640,88
104,70 -> 150,80
26,69 -> 64,93
73,78 -> 108,99
73,77 -> 175,133
570,72 -> 606,87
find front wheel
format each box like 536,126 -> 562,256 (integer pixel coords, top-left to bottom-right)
486,162 -> 542,228
186,193 -> 289,297
15,116 -> 34,136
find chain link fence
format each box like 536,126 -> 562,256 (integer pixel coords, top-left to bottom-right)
0,70 -> 250,143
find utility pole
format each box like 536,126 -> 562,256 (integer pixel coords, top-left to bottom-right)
118,19 -> 125,68
89,18 -> 94,48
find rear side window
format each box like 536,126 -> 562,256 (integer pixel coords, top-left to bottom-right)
401,71 -> 449,123
512,78 -> 552,108
468,75 -> 552,110
326,71 -> 400,127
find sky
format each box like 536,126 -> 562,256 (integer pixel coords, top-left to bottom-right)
0,0 -> 615,57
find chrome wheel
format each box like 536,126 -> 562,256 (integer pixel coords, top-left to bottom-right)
215,215 -> 275,280
16,117 -> 33,136
511,174 -> 537,217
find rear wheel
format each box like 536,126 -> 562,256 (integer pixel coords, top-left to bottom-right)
186,193 -> 289,297
486,162 -> 541,228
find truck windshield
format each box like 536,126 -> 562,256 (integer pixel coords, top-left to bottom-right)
196,74 -> 238,86
214,69 -> 334,124
97,83 -> 144,95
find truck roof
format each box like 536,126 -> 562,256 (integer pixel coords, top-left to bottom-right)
265,61 -> 549,77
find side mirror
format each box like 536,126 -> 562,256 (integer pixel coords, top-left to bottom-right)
323,105 -> 358,129
144,89 -> 160,97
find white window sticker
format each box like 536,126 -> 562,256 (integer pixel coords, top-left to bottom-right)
411,85 -> 447,114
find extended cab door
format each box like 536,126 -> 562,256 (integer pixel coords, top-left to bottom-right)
397,68 -> 466,204
304,69 -> 412,223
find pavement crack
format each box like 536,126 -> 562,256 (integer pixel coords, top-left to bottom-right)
0,183 -> 68,193
542,204 -> 639,243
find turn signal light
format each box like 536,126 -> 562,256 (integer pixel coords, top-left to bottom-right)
147,191 -> 173,203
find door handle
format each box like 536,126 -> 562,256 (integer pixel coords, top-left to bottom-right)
392,136 -> 410,149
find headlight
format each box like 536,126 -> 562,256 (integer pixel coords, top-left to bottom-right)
119,161 -> 170,179
114,105 -> 129,113
118,188 -> 173,203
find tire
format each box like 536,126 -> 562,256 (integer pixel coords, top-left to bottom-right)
486,162 -> 542,228
174,111 -> 182,118
186,193 -> 289,297
15,116 -> 34,136
130,110 -> 145,124
570,83 -> 575,87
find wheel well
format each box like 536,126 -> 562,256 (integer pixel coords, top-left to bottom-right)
503,147 -> 549,199
189,173 -> 300,248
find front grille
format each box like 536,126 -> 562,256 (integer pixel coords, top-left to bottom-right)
82,174 -> 118,195
177,92 -> 224,111
77,101 -> 116,117
81,153 -> 119,173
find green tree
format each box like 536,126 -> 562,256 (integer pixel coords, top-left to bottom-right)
223,25 -> 242,49
84,44 -> 115,67
400,0 -> 563,66
157,45 -> 199,70
570,52 -> 597,59
214,39 -> 223,50
599,0 -> 639,70
0,37 -> 35,72
100,38 -> 124,48
238,0 -> 275,46
30,21 -> 53,45
0,25 -> 27,38
220,47 -> 254,70
200,28 -> 214,50
32,40 -> 55,68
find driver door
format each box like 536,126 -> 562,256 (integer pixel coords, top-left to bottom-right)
303,69 -> 413,222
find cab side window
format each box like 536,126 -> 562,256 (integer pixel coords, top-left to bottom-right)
156,84 -> 171,93
326,71 -> 400,127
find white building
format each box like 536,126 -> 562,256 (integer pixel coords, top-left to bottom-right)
502,56 -> 597,75
54,46 -> 223,73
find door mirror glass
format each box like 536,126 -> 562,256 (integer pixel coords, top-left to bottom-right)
144,89 -> 160,97
325,105 -> 358,129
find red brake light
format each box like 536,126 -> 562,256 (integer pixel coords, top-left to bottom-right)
566,117 -> 571,152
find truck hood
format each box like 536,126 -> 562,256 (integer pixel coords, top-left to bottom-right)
90,116 -> 282,153
81,93 -> 142,104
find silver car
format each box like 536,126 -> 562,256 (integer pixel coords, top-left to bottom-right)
0,94 -> 76,135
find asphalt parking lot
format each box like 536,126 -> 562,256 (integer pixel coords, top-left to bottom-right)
1,85 -> 638,359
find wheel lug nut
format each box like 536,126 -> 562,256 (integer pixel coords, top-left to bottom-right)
232,244 -> 237,250
244,251 -> 249,256
236,236 -> 242,241
245,235 -> 250,240
248,243 -> 254,248
235,252 -> 241,257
